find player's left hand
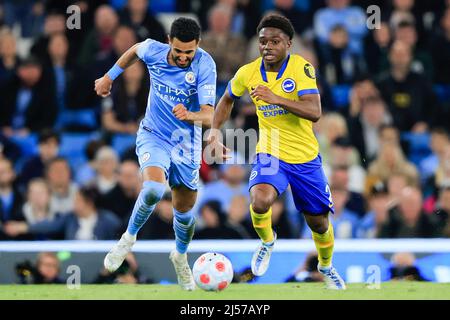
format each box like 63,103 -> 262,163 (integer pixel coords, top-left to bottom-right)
250,85 -> 280,105
172,104 -> 192,121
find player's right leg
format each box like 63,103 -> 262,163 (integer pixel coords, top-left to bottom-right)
104,129 -> 170,272
104,167 -> 166,272
248,153 -> 288,276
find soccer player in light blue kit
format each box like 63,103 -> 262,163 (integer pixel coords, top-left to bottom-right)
94,18 -> 216,291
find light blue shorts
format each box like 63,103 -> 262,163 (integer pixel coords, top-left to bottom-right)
135,126 -> 200,191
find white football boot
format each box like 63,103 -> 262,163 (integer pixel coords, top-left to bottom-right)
318,264 -> 347,290
169,250 -> 196,291
104,232 -> 136,273
251,232 -> 277,276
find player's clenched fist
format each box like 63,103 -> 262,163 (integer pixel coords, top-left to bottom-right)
94,75 -> 113,98
250,85 -> 280,104
172,104 -> 192,121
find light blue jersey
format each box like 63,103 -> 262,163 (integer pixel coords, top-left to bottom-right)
135,39 -> 216,190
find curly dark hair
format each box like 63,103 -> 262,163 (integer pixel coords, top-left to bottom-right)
169,17 -> 201,42
257,14 -> 295,40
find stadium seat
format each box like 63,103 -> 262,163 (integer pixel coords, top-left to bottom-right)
59,109 -> 98,132
59,133 -> 100,170
331,84 -> 351,109
401,132 -> 432,167
109,0 -> 175,12
112,133 -> 136,156
9,134 -> 38,157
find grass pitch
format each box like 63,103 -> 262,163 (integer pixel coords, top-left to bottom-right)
0,282 -> 449,300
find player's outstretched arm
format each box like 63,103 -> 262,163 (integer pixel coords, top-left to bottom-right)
94,42 -> 141,98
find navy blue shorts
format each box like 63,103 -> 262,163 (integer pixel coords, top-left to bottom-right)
248,153 -> 334,215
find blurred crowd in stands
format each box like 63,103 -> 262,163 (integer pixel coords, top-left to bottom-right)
0,0 -> 450,241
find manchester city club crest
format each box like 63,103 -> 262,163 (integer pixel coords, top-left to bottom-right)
185,71 -> 195,84
281,78 -> 296,93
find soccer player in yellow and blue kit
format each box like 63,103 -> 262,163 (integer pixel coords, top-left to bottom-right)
208,14 -> 346,289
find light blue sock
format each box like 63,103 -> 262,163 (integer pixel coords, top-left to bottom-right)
173,208 -> 195,254
127,180 -> 166,235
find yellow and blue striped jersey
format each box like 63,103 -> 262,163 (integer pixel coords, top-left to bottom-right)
228,54 -> 320,164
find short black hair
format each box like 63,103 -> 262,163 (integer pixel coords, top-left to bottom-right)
169,17 -> 201,42
78,185 -> 101,208
257,14 -> 294,40
38,128 -> 60,145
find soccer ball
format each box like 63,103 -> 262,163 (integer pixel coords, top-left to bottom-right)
192,252 -> 234,291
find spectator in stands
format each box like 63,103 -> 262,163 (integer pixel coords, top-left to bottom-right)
379,187 -> 438,238
348,96 -> 392,166
16,252 -> 63,284
430,7 -> 450,84
99,160 -> 140,224
45,157 -> 77,215
367,141 -> 419,191
301,186 -> 359,239
197,153 -> 248,212
22,178 -> 56,224
347,75 -> 381,118
94,252 -> 151,284
385,0 -> 426,42
140,192 -> 174,240
363,21 -> 392,76
30,12 -> 66,63
0,29 -> 20,85
78,5 -> 119,66
200,3 -> 247,87
314,0 -> 367,56
196,200 -> 245,239
376,40 -> 437,133
75,139 -> 106,186
90,146 -> 119,195
378,124 -> 401,147
119,0 -> 166,43
45,33 -> 78,129
420,128 -> 450,182
19,129 -> 60,190
328,164 -> 366,217
285,252 -> 323,283
0,56 -> 57,136
389,252 -> 427,281
324,136 -> 366,194
393,20 -> 433,79
0,158 -> 24,239
315,112 -> 348,165
4,186 -> 121,240
357,182 -> 390,238
227,195 -> 255,239
1,0 -> 45,38
317,24 -> 366,85
101,62 -> 148,136
387,172 -> 410,204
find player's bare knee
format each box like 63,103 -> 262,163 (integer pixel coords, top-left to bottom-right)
251,196 -> 273,214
